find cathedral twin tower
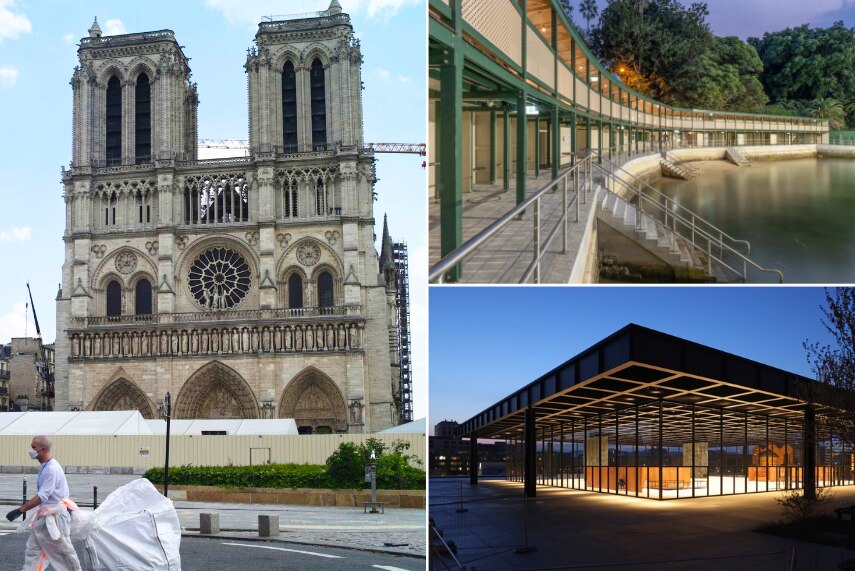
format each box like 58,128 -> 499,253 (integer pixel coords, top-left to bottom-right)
55,1 -> 402,433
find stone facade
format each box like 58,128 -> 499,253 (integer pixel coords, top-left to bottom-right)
0,339 -> 54,411
55,3 -> 401,433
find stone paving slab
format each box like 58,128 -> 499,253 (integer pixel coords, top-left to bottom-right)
0,474 -> 426,557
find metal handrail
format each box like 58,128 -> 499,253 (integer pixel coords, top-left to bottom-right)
594,161 -> 784,283
429,524 -> 464,571
429,158 -> 593,283
593,151 -> 751,256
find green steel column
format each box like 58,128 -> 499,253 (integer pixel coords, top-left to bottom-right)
516,90 -> 527,205
438,3 -> 464,281
598,120 -> 603,163
534,115 -> 540,178
503,107 -> 510,190
489,110 -> 496,184
552,105 -> 560,180
570,112 -> 577,167
585,116 -> 591,154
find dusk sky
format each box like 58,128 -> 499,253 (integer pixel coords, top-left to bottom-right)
586,0 -> 855,39
430,288 -> 839,435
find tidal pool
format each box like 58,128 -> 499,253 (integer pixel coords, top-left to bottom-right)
650,158 -> 855,283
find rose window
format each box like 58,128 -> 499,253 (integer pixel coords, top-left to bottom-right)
188,248 -> 251,310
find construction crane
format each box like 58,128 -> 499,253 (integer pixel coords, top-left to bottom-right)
26,283 -> 53,411
198,140 -> 425,156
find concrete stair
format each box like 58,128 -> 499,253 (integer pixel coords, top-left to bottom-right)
725,147 -> 751,167
659,157 -> 696,180
597,188 -> 713,281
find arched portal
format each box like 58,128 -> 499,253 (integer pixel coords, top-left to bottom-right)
89,377 -> 157,419
279,367 -> 347,433
175,361 -> 259,419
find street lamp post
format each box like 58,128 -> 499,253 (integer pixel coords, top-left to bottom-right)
162,392 -> 172,498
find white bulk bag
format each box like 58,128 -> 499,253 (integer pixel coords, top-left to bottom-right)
71,478 -> 181,571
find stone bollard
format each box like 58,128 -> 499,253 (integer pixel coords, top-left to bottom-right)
200,513 -> 220,535
258,514 -> 279,538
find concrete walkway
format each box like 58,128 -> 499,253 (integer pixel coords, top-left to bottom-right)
429,171 -> 598,283
430,478 -> 855,570
0,474 -> 425,557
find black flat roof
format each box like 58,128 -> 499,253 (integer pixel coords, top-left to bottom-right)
457,324 -> 823,439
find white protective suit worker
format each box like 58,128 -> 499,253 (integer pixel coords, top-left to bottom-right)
6,435 -> 82,571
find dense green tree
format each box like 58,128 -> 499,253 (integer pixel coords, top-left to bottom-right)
591,0 -> 713,102
676,36 -> 768,112
749,22 -> 855,105
579,0 -> 599,41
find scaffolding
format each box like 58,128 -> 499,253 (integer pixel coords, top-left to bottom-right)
393,241 -> 413,424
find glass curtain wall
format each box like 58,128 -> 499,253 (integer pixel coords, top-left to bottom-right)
505,401 -> 853,500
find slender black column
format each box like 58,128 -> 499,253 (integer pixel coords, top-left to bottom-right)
469,432 -> 478,485
804,406 -> 816,500
524,407 -> 537,498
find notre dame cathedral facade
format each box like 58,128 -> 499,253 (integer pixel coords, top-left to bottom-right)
54,1 -> 402,433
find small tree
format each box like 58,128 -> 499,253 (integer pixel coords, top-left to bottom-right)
804,288 -> 855,501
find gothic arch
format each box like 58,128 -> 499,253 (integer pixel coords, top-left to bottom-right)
277,237 -> 342,279
175,361 -> 259,419
278,367 -> 347,433
92,246 -> 156,290
88,374 -> 157,418
95,63 -> 127,87
273,48 -> 301,74
301,44 -> 332,68
174,233 -> 260,278
126,58 -> 158,84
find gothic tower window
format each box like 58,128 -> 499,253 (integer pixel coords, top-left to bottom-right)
315,178 -> 327,216
282,61 -> 297,152
318,271 -> 334,309
106,280 -> 122,317
135,73 -> 151,163
310,59 -> 326,151
283,179 -> 298,218
105,76 -> 122,166
288,273 -> 303,309
135,278 -> 152,315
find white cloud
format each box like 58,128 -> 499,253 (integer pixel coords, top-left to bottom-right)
365,0 -> 421,20
376,67 -> 391,79
0,226 -> 30,241
0,302 -> 27,343
203,0 -> 422,29
103,18 -> 126,36
0,66 -> 17,88
0,0 -> 31,42
398,75 -> 410,83
63,33 -> 74,45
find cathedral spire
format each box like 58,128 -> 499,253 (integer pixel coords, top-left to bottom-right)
328,0 -> 343,15
88,17 -> 102,38
379,214 -> 394,271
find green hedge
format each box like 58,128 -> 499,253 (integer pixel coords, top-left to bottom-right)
144,439 -> 426,491
143,463 -> 332,489
143,461 -> 426,490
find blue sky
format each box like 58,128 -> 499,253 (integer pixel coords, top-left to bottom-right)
429,287 -> 838,434
0,0 -> 426,419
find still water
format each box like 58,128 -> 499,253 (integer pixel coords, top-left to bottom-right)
651,158 -> 855,283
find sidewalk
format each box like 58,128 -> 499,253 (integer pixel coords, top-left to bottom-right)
0,474 -> 425,557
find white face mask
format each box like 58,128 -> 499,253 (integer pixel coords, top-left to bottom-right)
28,449 -> 39,460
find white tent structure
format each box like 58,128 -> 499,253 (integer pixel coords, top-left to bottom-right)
0,411 -> 298,436
145,418 -> 298,435
378,417 -> 426,434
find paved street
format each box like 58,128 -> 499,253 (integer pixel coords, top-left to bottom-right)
0,474 -> 426,559
0,532 -> 422,570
